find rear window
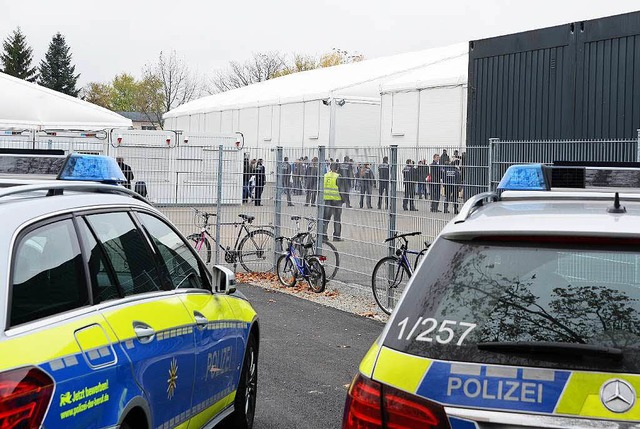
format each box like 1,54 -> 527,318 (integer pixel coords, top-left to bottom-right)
384,238 -> 640,372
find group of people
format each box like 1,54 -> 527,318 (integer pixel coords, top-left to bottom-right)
242,157 -> 267,206
402,149 -> 463,214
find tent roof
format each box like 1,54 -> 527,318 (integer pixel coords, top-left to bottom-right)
380,53 -> 468,93
0,72 -> 132,130
165,43 -> 468,118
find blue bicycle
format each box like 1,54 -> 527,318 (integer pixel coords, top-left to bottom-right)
276,233 -> 326,293
371,231 -> 430,314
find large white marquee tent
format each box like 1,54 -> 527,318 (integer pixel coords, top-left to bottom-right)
164,43 -> 468,149
0,72 -> 132,130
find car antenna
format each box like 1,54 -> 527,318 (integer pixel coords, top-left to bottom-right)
607,192 -> 627,214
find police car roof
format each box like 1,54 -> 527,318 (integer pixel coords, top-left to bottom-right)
441,191 -> 640,240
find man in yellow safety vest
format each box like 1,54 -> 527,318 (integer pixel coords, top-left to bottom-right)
322,162 -> 343,241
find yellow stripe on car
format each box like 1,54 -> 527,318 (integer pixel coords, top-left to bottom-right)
373,346 -> 432,393
359,341 -> 381,378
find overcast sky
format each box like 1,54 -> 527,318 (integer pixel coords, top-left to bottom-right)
1,0 -> 638,88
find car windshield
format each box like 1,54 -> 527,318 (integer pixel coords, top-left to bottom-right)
384,238 -> 640,372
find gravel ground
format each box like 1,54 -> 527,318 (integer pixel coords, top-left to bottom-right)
236,272 -> 390,323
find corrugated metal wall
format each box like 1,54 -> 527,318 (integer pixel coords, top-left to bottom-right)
468,11 -> 640,145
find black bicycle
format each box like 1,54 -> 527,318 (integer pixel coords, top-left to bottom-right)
187,208 -> 275,273
371,231 -> 430,315
288,215 -> 340,281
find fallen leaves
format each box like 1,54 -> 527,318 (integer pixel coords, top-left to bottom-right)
236,271 -> 341,298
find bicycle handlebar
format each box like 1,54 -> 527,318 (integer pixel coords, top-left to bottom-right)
384,231 -> 421,243
193,208 -> 217,218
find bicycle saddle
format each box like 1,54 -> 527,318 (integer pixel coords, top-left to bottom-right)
291,215 -> 301,221
239,214 -> 255,223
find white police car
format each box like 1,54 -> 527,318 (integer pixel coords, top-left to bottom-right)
0,151 -> 259,429
344,163 -> 640,428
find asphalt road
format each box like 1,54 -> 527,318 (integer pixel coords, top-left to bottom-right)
237,283 -> 385,429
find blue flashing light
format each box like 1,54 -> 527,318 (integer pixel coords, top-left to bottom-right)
497,164 -> 548,191
57,153 -> 126,184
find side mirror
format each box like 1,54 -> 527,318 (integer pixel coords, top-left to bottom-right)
211,265 -> 236,294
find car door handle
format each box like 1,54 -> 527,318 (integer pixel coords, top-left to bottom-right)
194,311 -> 209,330
133,322 -> 156,344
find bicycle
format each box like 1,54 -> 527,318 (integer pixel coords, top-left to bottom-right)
187,208 -> 275,273
275,233 -> 326,293
371,231 -> 430,315
288,215 -> 340,281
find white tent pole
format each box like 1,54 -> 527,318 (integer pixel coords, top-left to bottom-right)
328,97 -> 336,149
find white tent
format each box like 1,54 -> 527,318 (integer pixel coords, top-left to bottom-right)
164,43 -> 468,149
380,53 -> 468,150
0,72 -> 132,130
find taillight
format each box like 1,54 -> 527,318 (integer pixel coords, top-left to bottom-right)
343,373 -> 450,429
343,374 -> 383,429
0,367 -> 54,429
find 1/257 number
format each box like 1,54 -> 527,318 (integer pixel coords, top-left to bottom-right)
396,317 -> 476,345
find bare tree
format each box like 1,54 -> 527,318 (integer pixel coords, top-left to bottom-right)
210,51 -> 287,93
144,50 -> 200,127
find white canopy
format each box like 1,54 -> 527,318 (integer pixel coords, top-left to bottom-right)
380,53 -> 468,93
165,43 -> 468,118
0,72 -> 132,130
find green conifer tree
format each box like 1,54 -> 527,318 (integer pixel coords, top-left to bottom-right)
38,32 -> 80,96
1,28 -> 38,82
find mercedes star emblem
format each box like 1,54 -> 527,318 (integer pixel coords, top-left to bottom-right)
600,379 -> 636,413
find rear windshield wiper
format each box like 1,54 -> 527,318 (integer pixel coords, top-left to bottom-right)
477,341 -> 623,360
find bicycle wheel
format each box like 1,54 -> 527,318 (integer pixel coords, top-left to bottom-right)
238,229 -> 275,273
318,240 -> 340,281
276,255 -> 297,287
306,256 -> 326,293
371,256 -> 411,315
187,234 -> 211,264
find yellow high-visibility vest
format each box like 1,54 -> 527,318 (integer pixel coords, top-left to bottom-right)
324,172 -> 341,201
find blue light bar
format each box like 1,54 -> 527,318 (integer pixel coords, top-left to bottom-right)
497,164 -> 548,191
57,153 -> 126,184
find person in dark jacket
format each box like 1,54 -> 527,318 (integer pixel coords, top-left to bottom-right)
280,156 -> 294,206
402,159 -> 417,211
429,153 -> 441,212
116,157 -> 134,190
377,156 -> 390,210
305,157 -> 319,206
339,156 -> 353,208
254,159 -> 266,206
357,163 -> 375,209
416,160 -> 428,199
441,161 -> 461,214
242,156 -> 251,203
440,149 -> 450,165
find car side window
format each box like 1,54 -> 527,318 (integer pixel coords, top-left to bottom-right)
85,212 -> 167,296
77,218 -> 121,303
11,219 -> 89,326
137,212 -> 207,290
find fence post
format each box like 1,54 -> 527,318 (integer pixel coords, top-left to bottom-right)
315,146 -> 326,255
637,129 -> 640,162
274,146 -> 283,267
215,145 -> 224,265
488,138 -> 499,192
388,145 -> 398,258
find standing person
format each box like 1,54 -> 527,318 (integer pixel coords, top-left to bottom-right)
305,157 -> 319,206
116,157 -> 134,190
416,160 -> 428,199
242,156 -> 251,204
440,149 -> 450,165
429,154 -> 442,212
358,163 -> 375,209
442,160 -> 461,214
377,156 -> 390,210
402,159 -> 417,211
253,159 -> 266,206
322,162 -> 344,242
339,156 -> 353,208
280,156 -> 294,207
292,159 -> 302,195
248,159 -> 257,202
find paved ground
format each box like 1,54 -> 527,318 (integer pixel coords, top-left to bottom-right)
235,283 -> 384,429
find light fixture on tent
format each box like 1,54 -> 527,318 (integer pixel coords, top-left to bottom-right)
183,134 -> 189,144
116,134 -> 123,145
322,99 -> 330,106
336,99 -> 346,106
